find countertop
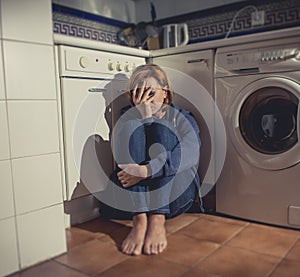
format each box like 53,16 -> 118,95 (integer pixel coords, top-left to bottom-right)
54,26 -> 300,57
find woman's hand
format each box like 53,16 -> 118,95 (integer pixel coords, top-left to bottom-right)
117,164 -> 151,188
131,82 -> 155,119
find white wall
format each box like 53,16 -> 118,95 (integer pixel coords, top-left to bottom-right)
53,0 -> 136,23
134,0 -> 247,22
0,0 -> 66,276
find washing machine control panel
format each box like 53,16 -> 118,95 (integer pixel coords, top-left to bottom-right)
216,43 -> 300,75
58,45 -> 145,78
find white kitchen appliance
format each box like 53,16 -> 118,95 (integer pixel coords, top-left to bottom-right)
162,23 -> 189,48
153,50 -> 218,211
55,45 -> 145,223
215,37 -> 300,228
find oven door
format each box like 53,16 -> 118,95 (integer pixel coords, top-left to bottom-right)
61,77 -> 129,200
229,77 -> 300,170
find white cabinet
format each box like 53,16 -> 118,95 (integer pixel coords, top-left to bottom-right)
0,218 -> 19,276
17,204 -> 66,268
1,0 -> 52,44
12,153 -> 63,215
0,161 -> 14,220
3,41 -> 56,100
0,43 -> 5,100
7,101 -> 59,158
0,101 -> 10,160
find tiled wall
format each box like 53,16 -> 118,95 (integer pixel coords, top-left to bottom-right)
53,0 -> 300,47
0,0 -> 66,276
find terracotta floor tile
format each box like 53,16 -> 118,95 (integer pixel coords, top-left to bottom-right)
8,260 -> 88,277
227,223 -> 300,257
165,213 -> 199,235
285,239 -> 300,262
98,226 -> 131,247
75,218 -> 125,236
196,245 -> 280,277
178,217 -> 245,244
55,239 -> 128,276
96,255 -> 188,277
66,226 -> 103,250
270,259 -> 300,277
201,213 -> 249,226
160,233 -> 219,266
181,268 -> 219,277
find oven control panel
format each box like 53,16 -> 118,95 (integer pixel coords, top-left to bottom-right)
58,45 -> 145,78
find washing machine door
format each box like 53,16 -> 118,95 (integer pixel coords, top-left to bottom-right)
230,76 -> 300,170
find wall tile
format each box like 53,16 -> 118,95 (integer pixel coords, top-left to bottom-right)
0,101 -> 10,160
12,153 -> 63,215
0,160 -> 14,219
1,0 -> 52,44
3,41 -> 56,100
17,204 -> 66,268
0,42 -> 5,100
0,217 -> 19,276
7,101 -> 59,158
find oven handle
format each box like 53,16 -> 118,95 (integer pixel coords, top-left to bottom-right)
88,88 -> 107,92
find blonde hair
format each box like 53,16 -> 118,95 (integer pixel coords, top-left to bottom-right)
127,64 -> 174,106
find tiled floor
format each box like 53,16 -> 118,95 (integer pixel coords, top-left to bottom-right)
9,213 -> 300,277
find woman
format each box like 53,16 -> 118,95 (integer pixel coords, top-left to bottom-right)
103,64 -> 202,256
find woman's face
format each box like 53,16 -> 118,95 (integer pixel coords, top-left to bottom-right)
138,77 -> 167,115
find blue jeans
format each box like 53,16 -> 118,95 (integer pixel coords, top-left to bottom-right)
100,121 -> 198,220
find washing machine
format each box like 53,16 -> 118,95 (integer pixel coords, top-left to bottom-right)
215,36 -> 300,229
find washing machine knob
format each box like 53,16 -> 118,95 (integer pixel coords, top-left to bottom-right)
107,61 -> 114,71
116,63 -> 123,71
124,63 -> 130,72
79,56 -> 89,68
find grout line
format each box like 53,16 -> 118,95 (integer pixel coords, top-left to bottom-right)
267,236 -> 300,276
53,259 -> 91,276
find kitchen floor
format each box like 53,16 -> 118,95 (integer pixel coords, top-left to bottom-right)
9,213 -> 300,277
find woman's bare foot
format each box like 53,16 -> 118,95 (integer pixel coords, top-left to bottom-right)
144,214 -> 167,255
122,213 -> 147,255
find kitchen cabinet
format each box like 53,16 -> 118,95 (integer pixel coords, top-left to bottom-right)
12,153 -> 63,215
7,101 -> 60,158
1,0 -> 52,44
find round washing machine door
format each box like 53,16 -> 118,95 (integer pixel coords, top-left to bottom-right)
230,76 -> 300,170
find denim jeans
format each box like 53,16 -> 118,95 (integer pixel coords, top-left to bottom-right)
100,120 -> 198,220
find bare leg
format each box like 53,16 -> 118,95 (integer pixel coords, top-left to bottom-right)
122,213 -> 147,255
144,214 -> 167,255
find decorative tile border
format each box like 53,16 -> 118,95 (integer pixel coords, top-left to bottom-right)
52,4 -> 130,44
157,0 -> 300,44
53,0 -> 300,46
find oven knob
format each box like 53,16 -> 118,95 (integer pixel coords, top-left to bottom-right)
79,56 -> 89,68
116,63 -> 123,71
107,61 -> 114,71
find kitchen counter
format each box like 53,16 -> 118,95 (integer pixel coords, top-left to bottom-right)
54,26 -> 300,57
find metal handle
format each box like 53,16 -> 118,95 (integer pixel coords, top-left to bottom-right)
88,88 -> 107,92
